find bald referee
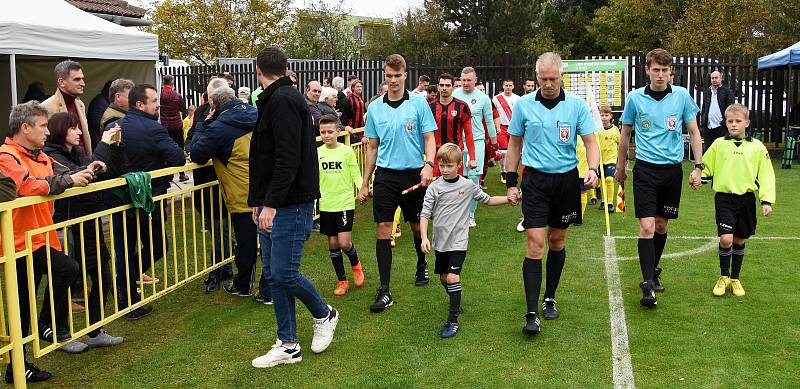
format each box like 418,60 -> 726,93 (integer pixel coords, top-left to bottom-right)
505,52 -> 600,335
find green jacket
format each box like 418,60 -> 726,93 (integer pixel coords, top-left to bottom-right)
112,172 -> 155,213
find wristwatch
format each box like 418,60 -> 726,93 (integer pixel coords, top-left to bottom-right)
425,161 -> 434,169
694,163 -> 705,170
590,167 -> 600,178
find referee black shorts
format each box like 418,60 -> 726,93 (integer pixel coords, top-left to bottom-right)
715,192 -> 757,238
372,167 -> 424,224
521,167 -> 581,229
632,159 -> 683,219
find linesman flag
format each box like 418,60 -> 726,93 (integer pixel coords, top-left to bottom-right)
616,182 -> 626,215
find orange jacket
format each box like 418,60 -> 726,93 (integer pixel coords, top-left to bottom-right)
0,138 -> 75,255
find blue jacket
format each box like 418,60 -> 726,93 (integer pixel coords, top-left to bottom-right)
115,109 -> 185,195
191,99 -> 256,212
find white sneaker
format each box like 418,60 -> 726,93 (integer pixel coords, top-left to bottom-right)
516,219 -> 525,232
469,218 -> 477,228
83,329 -> 124,348
252,340 -> 302,368
58,340 -> 88,354
310,305 -> 339,354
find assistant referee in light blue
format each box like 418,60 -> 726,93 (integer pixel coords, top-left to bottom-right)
614,48 -> 704,308
505,52 -> 600,336
358,54 -> 438,314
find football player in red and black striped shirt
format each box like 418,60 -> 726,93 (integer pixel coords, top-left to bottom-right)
429,73 -> 476,176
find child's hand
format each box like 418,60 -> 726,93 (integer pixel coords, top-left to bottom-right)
357,185 -> 370,205
420,237 -> 431,254
762,204 -> 772,217
507,187 -> 521,205
689,169 -> 702,190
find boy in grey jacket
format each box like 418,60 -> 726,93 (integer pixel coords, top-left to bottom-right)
420,143 -> 509,338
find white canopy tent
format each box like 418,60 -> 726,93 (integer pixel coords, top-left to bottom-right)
0,0 -> 159,135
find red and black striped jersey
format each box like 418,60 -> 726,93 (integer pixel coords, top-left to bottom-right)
347,94 -> 366,128
429,98 -> 476,159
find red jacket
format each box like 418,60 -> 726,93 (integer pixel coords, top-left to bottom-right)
159,85 -> 186,131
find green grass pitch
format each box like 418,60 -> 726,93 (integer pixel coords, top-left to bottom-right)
37,161 -> 800,388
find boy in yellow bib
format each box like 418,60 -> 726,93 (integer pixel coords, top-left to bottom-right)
702,104 -> 775,297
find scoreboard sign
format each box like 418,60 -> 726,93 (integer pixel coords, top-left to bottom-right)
562,59 -> 628,111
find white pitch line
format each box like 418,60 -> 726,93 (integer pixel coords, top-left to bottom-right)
614,236 -> 800,240
615,238 -> 718,261
603,236 -> 635,389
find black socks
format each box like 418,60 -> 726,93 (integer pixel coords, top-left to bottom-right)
731,244 -> 745,279
413,236 -> 427,269
444,282 -> 462,322
653,232 -> 667,269
376,239 -> 392,289
719,244 -> 732,277
343,243 -> 359,266
522,258 -> 542,313
638,238 -> 656,282
329,248 -> 346,281
543,249 -> 566,300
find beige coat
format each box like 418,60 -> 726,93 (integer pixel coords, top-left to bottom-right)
41,89 -> 92,155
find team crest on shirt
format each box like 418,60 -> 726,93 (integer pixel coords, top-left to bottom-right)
406,121 -> 414,132
559,124 -> 571,142
666,115 -> 678,131
471,98 -> 477,105
641,118 -> 651,130
451,110 -> 458,117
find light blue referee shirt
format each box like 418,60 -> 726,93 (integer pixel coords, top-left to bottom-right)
365,90 -> 437,170
621,84 -> 700,164
508,89 -> 597,174
453,88 -> 496,141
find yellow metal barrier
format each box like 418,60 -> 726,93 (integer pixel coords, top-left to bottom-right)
0,162 -> 231,387
0,126 -> 369,387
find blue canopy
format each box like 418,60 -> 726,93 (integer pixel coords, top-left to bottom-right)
758,41 -> 800,70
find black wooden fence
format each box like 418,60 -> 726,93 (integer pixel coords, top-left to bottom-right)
159,54 -> 800,146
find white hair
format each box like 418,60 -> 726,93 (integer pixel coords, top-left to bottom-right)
319,87 -> 338,103
207,78 -> 235,107
332,76 -> 345,91
535,52 -> 563,74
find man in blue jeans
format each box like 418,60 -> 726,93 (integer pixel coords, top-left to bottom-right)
248,46 -> 339,368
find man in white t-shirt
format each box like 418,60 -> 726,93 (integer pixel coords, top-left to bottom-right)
411,75 -> 430,99
492,79 -> 520,183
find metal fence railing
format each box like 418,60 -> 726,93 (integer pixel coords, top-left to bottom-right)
160,54 -> 800,147
0,128 -> 367,387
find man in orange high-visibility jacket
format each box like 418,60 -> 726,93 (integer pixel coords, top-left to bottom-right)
0,101 -> 98,383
